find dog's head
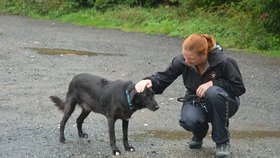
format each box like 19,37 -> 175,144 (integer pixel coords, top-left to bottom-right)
130,88 -> 159,111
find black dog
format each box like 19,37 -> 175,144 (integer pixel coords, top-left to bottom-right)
50,73 -> 159,155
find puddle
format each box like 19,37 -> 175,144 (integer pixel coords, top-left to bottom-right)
26,47 -> 126,57
133,130 -> 190,141
134,130 -> 280,140
230,130 -> 280,139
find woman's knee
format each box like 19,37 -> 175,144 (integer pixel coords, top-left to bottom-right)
179,118 -> 208,132
179,104 -> 207,132
205,86 -> 228,101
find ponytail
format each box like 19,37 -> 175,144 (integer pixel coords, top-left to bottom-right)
183,33 -> 216,56
201,34 -> 216,53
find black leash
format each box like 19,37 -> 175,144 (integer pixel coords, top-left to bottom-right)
177,94 -> 208,112
177,94 -> 201,102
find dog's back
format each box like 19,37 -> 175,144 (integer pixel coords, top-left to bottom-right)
70,73 -> 109,92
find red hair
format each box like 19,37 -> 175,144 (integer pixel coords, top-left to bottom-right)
183,34 -> 216,56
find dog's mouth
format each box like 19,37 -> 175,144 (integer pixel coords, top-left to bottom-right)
148,104 -> 159,111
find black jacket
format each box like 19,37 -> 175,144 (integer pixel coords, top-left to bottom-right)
146,46 -> 246,98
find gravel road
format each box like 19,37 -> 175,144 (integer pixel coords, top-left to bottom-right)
1,15 -> 280,158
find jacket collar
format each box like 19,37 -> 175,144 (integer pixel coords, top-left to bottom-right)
207,45 -> 224,68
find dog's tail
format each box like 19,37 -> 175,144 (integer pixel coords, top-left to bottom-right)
50,96 -> 65,111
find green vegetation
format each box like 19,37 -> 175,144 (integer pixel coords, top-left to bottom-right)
0,0 -> 279,56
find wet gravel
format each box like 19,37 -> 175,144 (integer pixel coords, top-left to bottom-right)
1,15 -> 280,158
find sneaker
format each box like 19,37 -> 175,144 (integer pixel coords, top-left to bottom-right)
188,130 -> 207,149
216,143 -> 230,158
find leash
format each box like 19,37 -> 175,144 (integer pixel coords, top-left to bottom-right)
177,94 -> 200,102
177,94 -> 208,112
125,90 -> 134,110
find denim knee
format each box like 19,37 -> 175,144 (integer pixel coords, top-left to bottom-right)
179,103 -> 208,132
205,86 -> 228,102
205,86 -> 228,99
179,118 -> 207,132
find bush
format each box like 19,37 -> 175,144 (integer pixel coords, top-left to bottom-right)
264,0 -> 280,34
178,0 -> 241,11
36,0 -> 64,15
237,0 -> 280,34
69,0 -> 94,8
0,0 -> 66,15
221,0 -> 280,35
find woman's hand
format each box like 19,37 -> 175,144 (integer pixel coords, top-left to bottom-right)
135,79 -> 152,93
196,81 -> 213,98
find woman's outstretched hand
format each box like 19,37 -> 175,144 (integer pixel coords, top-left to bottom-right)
135,79 -> 152,93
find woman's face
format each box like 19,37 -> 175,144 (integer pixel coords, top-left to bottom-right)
182,49 -> 207,67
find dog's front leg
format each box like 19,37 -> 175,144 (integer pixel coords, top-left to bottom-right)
108,117 -> 120,155
122,120 -> 135,152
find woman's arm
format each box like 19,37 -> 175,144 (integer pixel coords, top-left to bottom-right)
135,55 -> 184,94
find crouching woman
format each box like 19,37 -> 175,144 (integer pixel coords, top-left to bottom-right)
135,33 -> 246,157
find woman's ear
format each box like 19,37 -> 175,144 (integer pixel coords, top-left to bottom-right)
201,51 -> 208,59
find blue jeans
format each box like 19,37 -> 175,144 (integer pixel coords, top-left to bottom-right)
179,86 -> 239,144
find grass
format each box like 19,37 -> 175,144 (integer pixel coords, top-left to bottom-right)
0,4 -> 279,57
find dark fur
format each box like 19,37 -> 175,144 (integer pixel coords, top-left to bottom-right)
50,73 -> 159,155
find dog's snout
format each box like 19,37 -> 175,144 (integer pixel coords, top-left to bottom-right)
155,105 -> 159,110
152,104 -> 159,111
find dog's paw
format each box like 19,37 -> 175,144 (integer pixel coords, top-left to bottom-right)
125,146 -> 135,152
78,132 -> 88,138
60,137 -> 66,143
113,150 -> 121,156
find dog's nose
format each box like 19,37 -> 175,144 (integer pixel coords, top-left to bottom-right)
153,105 -> 159,111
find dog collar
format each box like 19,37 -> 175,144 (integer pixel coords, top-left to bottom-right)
125,90 -> 134,110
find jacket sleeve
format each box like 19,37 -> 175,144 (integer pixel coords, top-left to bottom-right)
212,57 -> 246,97
144,55 -> 184,94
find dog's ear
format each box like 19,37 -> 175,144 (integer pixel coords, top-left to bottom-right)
146,88 -> 154,94
129,90 -> 138,102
